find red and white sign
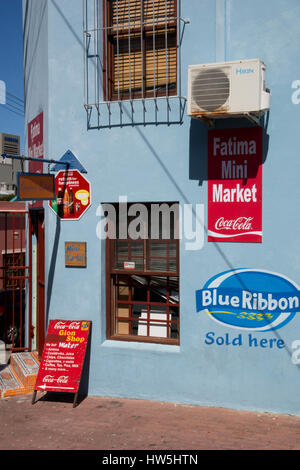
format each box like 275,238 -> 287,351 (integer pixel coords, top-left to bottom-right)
35,320 -> 91,393
208,127 -> 262,243
27,112 -> 44,209
49,169 -> 91,220
124,261 -> 135,269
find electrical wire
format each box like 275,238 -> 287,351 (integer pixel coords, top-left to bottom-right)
6,101 -> 24,114
6,96 -> 24,110
6,96 -> 24,108
7,91 -> 24,104
6,105 -> 24,116
1,104 -> 24,118
0,88 -> 24,118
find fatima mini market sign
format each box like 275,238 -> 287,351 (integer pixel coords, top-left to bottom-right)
207,127 -> 263,243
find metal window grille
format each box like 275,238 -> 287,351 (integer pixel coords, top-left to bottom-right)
83,0 -> 188,129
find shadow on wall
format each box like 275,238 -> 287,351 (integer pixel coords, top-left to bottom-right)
189,113 -> 270,185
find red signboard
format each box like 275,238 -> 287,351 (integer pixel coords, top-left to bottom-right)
27,112 -> 44,209
207,127 -> 262,243
49,170 -> 91,220
34,320 -> 91,396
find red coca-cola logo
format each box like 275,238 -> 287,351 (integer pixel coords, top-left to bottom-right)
57,376 -> 69,384
69,322 -> 81,330
43,375 -> 55,383
53,321 -> 81,330
215,216 -> 254,231
54,321 -> 67,329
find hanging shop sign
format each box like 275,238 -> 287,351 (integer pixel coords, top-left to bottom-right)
207,127 -> 262,243
49,169 -> 91,220
17,172 -> 55,201
65,242 -> 87,268
27,112 -> 44,209
33,320 -> 91,407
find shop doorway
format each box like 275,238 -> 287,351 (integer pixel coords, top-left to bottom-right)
0,206 -> 31,353
30,209 -> 45,358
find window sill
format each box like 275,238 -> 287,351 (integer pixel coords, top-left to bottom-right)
101,339 -> 180,354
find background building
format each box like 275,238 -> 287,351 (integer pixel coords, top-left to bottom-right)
22,0 -> 300,415
0,133 -> 21,197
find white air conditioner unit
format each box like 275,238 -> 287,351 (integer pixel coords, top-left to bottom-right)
187,59 -> 270,124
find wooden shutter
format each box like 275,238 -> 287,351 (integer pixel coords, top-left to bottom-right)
110,0 -> 176,29
144,0 -> 176,23
113,33 -> 176,94
108,0 -> 177,98
111,0 -> 141,30
113,37 -> 142,93
113,239 -> 178,273
145,32 -> 177,90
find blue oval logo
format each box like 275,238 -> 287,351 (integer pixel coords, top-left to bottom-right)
196,269 -> 300,331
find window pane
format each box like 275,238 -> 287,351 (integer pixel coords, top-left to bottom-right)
114,240 -> 144,270
147,241 -> 177,273
145,32 -> 177,91
148,257 -> 168,272
131,276 -> 148,302
149,276 -> 167,287
150,241 -> 167,257
117,303 -> 130,318
168,258 -> 177,273
131,241 -> 143,256
115,240 -> 129,257
169,241 -> 177,257
137,305 -> 169,338
113,37 -> 142,95
132,303 -> 148,336
116,303 -> 130,335
144,0 -> 176,23
113,33 -> 177,96
117,284 -> 129,301
110,1 -> 176,29
114,240 -> 128,269
116,319 -> 130,335
115,274 -> 129,285
111,0 -> 142,29
170,306 -> 179,339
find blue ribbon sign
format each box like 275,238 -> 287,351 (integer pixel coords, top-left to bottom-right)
196,269 -> 300,331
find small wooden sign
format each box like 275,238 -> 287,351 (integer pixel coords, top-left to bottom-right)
17,172 -> 55,201
65,242 -> 86,268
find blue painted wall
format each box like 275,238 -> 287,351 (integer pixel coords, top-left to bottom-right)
23,0 -> 300,415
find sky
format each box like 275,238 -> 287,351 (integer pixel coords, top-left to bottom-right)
0,0 -> 25,153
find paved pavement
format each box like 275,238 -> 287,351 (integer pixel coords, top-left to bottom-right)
0,392 -> 300,452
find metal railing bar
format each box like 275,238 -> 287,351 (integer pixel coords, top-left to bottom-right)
83,15 -> 188,33
128,0 -> 132,100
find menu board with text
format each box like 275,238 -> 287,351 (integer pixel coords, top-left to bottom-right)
34,320 -> 91,394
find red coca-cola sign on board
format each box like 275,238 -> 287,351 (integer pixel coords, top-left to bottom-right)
49,170 -> 91,220
207,127 -> 263,243
34,320 -> 91,393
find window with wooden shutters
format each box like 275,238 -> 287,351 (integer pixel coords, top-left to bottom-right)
106,202 -> 180,345
104,0 -> 177,101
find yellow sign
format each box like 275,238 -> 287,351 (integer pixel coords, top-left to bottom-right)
65,242 -> 87,268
